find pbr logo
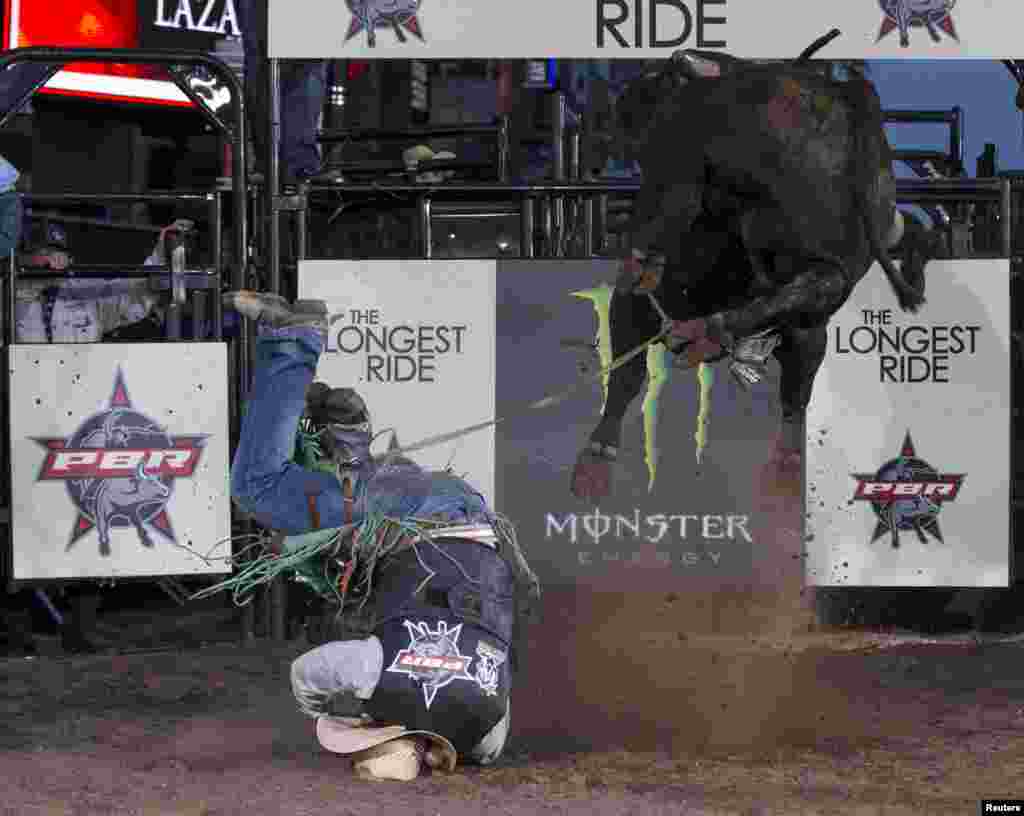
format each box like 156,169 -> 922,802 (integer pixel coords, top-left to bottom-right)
850,431 -> 965,549
34,368 -> 207,557
386,620 -> 475,709
344,0 -> 424,48
877,0 -> 958,48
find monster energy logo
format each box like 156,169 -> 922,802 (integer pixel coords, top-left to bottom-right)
571,283 -> 715,491
545,510 -> 753,545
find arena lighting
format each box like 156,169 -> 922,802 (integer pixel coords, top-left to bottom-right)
2,0 -> 225,107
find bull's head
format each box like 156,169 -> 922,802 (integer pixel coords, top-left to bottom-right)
135,462 -> 172,498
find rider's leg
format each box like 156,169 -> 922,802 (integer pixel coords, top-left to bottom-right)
226,292 -> 347,533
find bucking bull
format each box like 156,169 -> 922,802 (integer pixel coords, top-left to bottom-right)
571,34 -> 941,501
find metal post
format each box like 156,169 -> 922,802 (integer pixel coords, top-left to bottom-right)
419,197 -> 433,258
583,196 -> 594,257
209,191 -> 223,340
551,92 -> 566,257
165,233 -> 185,341
212,272 -> 223,341
1001,177 -> 1013,258
296,207 -> 308,261
497,115 -> 510,182
520,197 -> 535,258
4,250 -> 14,346
540,198 -> 553,257
268,58 -> 282,295
597,194 -> 608,254
191,291 -> 207,341
569,127 -> 581,181
951,106 -> 964,176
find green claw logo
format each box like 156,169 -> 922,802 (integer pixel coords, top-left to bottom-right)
572,284 -> 713,491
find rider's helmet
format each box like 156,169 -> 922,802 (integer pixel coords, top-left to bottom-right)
305,382 -> 373,485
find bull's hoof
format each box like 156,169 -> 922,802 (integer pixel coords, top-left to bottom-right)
99,542 -> 111,557
571,448 -> 614,501
140,535 -> 155,549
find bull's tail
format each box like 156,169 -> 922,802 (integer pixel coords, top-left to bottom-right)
846,79 -> 926,313
859,197 -> 926,313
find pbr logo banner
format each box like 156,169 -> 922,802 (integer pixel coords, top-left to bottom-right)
299,260 -> 497,504
7,344 -> 231,580
495,260 -> 774,586
804,259 -> 1011,588
269,0 -> 1014,59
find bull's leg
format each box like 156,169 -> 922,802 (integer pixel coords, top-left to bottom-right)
705,261 -> 849,348
97,521 -> 111,557
133,514 -> 155,548
773,324 -> 828,467
571,288 -> 660,500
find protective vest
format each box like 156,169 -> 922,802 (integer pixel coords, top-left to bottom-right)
359,535 -> 515,756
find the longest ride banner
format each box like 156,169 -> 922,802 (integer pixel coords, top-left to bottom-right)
805,259 -> 1011,588
270,0 -> 1022,59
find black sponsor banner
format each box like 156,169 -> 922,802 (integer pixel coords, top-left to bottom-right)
137,0 -> 241,51
494,260 -> 779,586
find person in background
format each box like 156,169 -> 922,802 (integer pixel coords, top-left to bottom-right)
234,0 -> 337,190
10,220 -> 194,344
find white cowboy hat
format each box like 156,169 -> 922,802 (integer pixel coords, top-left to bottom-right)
315,716 -> 457,780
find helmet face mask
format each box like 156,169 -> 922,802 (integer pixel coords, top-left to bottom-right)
324,420 -> 373,474
306,383 -> 374,481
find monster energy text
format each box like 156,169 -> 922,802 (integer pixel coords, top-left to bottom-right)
545,510 -> 752,546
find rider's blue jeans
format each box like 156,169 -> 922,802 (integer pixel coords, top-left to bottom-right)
230,327 -> 347,533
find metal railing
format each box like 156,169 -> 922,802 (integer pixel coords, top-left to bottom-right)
317,119 -> 511,183
298,177 -> 1012,260
0,48 -> 246,288
884,107 -> 965,176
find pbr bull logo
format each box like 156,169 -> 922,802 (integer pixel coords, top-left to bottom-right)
386,620 -> 475,709
877,0 -> 958,48
33,368 -> 207,557
344,0 -> 424,48
850,431 -> 965,549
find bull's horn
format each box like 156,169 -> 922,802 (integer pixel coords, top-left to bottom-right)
886,209 -> 905,248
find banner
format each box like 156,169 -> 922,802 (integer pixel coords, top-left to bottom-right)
495,260 -> 775,586
6,343 -> 231,580
804,259 -> 1011,588
298,259 -> 497,504
269,0 -> 1015,59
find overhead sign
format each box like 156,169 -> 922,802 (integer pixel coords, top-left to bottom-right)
269,0 -> 1015,59
6,343 -> 232,580
804,259 -> 1011,588
299,260 -> 497,505
2,0 -> 238,108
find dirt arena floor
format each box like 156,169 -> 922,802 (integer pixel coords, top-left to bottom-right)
3,485 -> 1023,815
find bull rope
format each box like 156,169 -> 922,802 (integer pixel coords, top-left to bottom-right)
374,326 -> 675,466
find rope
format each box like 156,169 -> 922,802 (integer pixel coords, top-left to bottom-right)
376,326 -> 672,465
